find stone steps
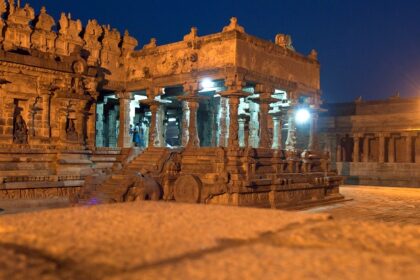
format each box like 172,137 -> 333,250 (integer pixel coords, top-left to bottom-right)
80,148 -> 177,204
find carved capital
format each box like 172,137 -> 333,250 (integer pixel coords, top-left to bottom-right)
116,91 -> 133,100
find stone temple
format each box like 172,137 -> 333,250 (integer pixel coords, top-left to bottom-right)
0,1 -> 343,208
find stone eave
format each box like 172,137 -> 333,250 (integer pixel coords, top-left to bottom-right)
0,50 -> 97,77
132,30 -> 318,66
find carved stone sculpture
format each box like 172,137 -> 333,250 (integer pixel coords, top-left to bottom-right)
4,1 -> 35,50
222,17 -> 245,33
275,34 -> 295,51
31,6 -> 56,53
13,111 -> 28,144
66,118 -> 78,141
56,13 -> 83,56
84,19 -> 103,65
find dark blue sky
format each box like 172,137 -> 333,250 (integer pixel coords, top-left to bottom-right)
31,0 -> 420,103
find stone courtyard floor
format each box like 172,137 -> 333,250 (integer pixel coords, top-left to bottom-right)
307,185 -> 420,225
0,185 -> 419,280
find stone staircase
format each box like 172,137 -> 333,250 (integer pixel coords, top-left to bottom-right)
78,147 -> 182,204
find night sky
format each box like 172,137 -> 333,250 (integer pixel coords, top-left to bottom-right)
29,0 -> 420,103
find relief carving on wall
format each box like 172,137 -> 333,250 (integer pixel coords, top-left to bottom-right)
13,108 -> 28,144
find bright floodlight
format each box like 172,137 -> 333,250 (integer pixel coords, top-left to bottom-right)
201,78 -> 214,89
295,108 -> 311,124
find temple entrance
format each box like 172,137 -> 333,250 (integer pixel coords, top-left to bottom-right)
95,92 -> 148,148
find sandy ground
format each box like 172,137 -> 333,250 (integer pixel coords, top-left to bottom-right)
0,186 -> 419,280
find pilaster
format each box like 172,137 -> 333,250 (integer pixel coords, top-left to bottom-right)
353,134 -> 360,162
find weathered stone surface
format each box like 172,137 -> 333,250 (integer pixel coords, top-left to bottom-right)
0,197 -> 419,279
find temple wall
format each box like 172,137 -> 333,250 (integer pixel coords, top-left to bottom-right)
337,162 -> 420,187
319,97 -> 420,187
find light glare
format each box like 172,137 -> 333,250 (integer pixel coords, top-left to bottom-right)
201,78 -> 215,89
295,108 -> 310,124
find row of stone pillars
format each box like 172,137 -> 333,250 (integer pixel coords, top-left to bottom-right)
337,132 -> 419,163
112,82 -> 320,152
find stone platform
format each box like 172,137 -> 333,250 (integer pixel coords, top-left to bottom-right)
1,186 -> 419,280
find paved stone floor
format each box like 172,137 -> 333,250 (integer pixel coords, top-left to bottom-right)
307,185 -> 420,225
0,185 -> 419,280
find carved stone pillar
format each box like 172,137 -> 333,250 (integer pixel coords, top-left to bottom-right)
117,91 -> 133,148
271,115 -> 283,150
181,101 -> 189,147
227,97 -> 241,148
378,133 -> 385,163
86,103 -> 96,148
186,100 -> 200,148
96,103 -> 105,147
362,136 -> 369,162
209,102 -> 217,147
41,92 -> 52,138
285,107 -> 297,152
149,104 -> 159,147
178,86 -> 204,148
238,117 -> 245,147
29,96 -> 42,138
254,84 -> 276,149
108,108 -> 117,147
220,90 -> 248,148
247,100 -> 259,148
218,97 -> 229,147
156,105 -> 166,147
404,133 -> 414,163
308,111 -> 319,151
76,101 -> 88,145
353,134 -> 360,162
238,114 -> 249,148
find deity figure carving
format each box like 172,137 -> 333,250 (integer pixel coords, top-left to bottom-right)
13,111 -> 28,144
222,17 -> 245,33
66,118 -> 78,141
275,34 -> 295,51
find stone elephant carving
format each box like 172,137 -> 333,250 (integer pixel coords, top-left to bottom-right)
123,173 -> 162,202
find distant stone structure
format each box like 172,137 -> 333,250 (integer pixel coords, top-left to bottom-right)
319,96 -> 420,187
0,1 -> 342,208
